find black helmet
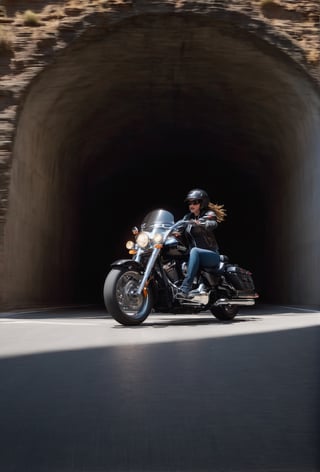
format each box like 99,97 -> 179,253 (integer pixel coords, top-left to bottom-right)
185,188 -> 209,209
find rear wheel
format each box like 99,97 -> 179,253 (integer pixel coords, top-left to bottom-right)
103,268 -> 154,325
210,304 -> 239,321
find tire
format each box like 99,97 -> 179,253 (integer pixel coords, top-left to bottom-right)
103,268 -> 154,326
210,304 -> 239,321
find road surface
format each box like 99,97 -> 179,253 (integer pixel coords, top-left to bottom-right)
0,304 -> 319,471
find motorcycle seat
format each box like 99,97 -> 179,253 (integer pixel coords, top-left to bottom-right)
202,262 -> 225,275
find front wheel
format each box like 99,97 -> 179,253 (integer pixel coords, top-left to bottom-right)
210,304 -> 239,321
103,268 -> 154,326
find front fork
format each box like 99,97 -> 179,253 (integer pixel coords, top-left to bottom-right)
135,247 -> 161,295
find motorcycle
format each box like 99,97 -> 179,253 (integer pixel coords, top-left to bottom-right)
103,208 -> 259,325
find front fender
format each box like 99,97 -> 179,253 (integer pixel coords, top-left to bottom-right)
110,259 -> 144,272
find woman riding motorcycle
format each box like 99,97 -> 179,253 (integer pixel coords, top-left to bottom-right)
176,188 -> 227,298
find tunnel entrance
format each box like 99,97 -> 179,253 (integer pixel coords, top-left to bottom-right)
3,13 -> 320,309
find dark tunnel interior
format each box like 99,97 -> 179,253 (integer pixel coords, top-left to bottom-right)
77,124 -> 267,305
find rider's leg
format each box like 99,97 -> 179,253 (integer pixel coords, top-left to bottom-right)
179,247 -> 220,294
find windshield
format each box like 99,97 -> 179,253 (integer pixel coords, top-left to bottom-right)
141,209 -> 175,232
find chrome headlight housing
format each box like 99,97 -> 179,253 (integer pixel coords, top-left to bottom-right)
136,232 -> 150,248
153,232 -> 163,244
126,240 -> 135,250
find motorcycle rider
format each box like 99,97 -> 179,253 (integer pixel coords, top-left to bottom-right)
176,188 -> 226,298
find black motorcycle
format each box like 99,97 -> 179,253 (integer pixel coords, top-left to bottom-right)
103,209 -> 259,325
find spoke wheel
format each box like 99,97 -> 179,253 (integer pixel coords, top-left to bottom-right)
104,268 -> 153,325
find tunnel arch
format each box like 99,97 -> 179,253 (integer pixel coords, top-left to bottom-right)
3,11 -> 320,309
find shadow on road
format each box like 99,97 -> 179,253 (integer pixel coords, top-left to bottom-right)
112,315 -> 259,328
1,303 -> 317,322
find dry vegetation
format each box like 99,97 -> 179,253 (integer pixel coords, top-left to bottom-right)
0,0 -> 318,66
0,26 -> 13,53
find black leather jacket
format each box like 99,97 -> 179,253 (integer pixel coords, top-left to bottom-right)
182,209 -> 219,251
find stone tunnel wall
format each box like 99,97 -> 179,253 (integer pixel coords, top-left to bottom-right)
0,0 -> 319,309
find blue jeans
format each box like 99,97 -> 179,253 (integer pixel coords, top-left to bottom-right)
181,247 -> 220,292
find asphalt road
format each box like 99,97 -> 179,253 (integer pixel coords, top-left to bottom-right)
0,304 -> 319,472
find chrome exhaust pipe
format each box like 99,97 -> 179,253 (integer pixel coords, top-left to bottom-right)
214,298 -> 256,306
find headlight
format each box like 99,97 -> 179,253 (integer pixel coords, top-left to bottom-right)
153,233 -> 163,244
126,240 -> 135,250
136,232 -> 150,248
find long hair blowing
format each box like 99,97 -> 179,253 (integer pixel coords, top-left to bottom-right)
208,202 -> 227,223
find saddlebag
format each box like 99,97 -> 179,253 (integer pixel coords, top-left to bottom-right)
225,265 -> 255,292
